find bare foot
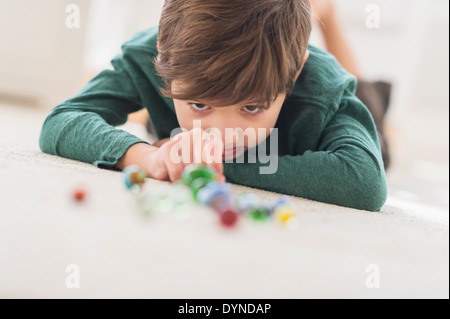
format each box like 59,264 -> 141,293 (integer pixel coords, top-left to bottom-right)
310,0 -> 335,25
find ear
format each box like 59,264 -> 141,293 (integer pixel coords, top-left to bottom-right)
157,42 -> 160,52
295,50 -> 310,81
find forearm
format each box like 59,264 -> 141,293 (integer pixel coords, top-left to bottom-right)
39,110 -> 149,169
223,148 -> 387,212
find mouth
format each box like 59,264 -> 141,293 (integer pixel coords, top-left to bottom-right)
222,146 -> 244,158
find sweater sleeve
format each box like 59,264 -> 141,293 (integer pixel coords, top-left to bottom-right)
223,91 -> 388,212
39,46 -> 150,169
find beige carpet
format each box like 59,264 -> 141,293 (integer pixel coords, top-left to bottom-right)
0,101 -> 448,298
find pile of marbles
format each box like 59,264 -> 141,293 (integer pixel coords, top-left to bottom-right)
123,164 -> 297,229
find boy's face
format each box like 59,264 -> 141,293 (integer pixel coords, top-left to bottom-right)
172,82 -> 287,160
167,50 -> 309,160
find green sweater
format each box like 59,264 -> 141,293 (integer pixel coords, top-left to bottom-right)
39,26 -> 387,211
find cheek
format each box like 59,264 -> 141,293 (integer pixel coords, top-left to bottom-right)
244,116 -> 278,147
255,108 -> 283,144
173,101 -> 194,130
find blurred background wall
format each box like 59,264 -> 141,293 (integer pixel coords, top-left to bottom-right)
0,0 -> 90,103
0,0 -> 448,216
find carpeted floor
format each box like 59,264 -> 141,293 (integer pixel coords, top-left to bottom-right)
0,100 -> 448,298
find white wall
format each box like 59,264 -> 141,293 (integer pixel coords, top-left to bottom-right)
310,0 -> 449,135
0,0 -> 91,105
0,0 -> 448,123
82,0 -> 165,71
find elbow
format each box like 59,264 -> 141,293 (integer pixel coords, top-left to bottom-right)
348,173 -> 388,212
39,113 -> 58,156
334,148 -> 388,212
39,132 -> 51,155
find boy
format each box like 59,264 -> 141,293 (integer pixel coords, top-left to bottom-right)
39,0 -> 387,211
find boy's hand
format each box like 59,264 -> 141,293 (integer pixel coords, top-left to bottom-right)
149,129 -> 224,182
152,138 -> 171,148
117,130 -> 225,182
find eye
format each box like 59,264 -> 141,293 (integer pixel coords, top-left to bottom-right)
187,102 -> 210,112
242,105 -> 263,114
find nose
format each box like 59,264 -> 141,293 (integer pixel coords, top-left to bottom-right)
203,114 -> 241,147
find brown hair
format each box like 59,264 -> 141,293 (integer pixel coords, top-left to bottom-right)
155,0 -> 312,108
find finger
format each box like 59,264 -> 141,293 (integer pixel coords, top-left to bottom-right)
218,174 -> 226,183
163,134 -> 188,165
185,129 -> 225,178
213,162 -> 224,179
203,145 -> 223,175
190,129 -> 204,165
164,159 -> 185,182
150,151 -> 170,181
162,139 -> 188,182
204,138 -> 224,177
